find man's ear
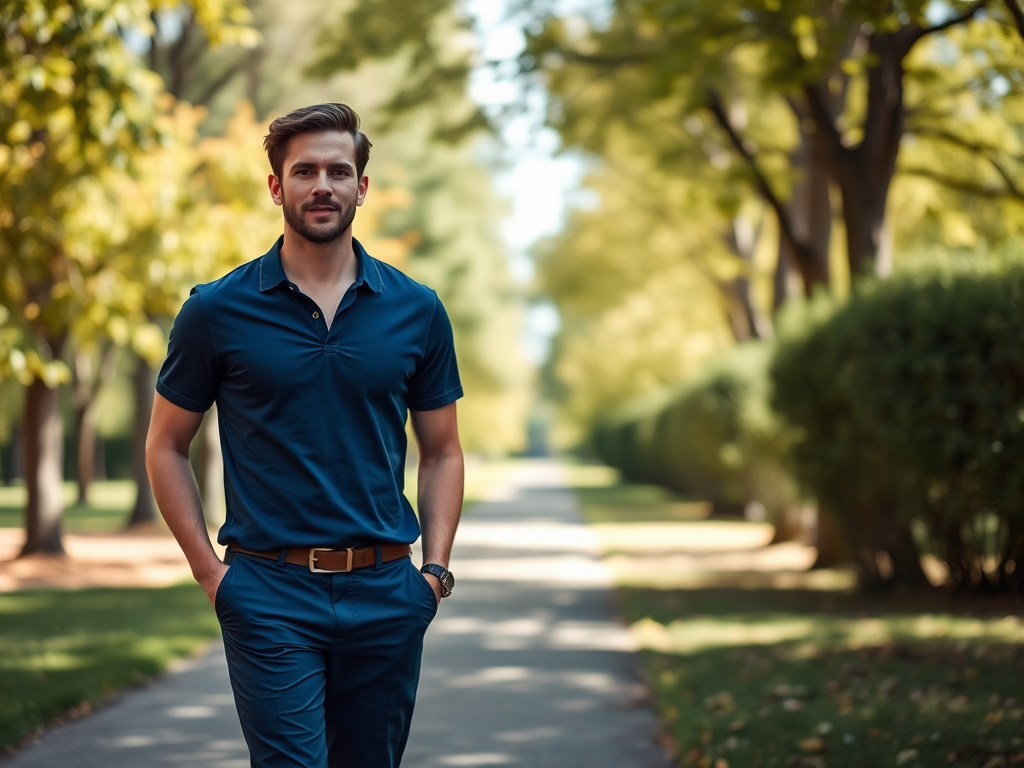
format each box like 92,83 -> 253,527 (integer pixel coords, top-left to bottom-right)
356,174 -> 369,207
268,174 -> 283,207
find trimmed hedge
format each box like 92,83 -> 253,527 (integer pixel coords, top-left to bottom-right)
592,343 -> 796,519
771,255 -> 1024,590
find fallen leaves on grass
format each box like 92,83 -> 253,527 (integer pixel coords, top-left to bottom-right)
895,748 -> 919,765
796,736 -> 826,753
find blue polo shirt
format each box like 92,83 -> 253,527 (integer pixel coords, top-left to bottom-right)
156,236 -> 463,550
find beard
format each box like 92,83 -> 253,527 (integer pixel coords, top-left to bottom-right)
282,190 -> 357,244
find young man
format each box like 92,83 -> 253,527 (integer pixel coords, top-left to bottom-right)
146,103 -> 464,768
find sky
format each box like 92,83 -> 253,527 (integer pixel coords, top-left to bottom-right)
464,0 -> 594,365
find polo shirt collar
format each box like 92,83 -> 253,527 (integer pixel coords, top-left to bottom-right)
258,235 -> 385,294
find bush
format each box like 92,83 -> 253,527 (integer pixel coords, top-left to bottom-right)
592,343 -> 797,519
771,253 -> 1024,590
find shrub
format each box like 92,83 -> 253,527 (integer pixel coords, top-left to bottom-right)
592,343 -> 797,520
771,253 -> 1024,590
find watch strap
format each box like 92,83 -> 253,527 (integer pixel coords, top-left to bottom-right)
420,563 -> 454,597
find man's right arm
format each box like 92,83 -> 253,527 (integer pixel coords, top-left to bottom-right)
146,392 -> 226,604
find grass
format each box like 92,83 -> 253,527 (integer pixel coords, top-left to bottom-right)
569,470 -> 1024,768
0,481 -> 138,532
0,584 -> 220,754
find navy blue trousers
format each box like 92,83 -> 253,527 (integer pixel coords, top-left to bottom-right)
215,551 -> 438,768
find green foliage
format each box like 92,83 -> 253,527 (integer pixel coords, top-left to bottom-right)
772,248 -> 1024,590
594,343 -> 796,519
0,0 -> 163,382
360,122 -> 532,456
308,0 -> 485,140
537,149 -> 743,441
524,0 -> 1024,273
308,6 -> 532,455
0,1 -> 264,379
0,584 -> 219,752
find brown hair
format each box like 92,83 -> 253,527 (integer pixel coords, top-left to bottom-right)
263,103 -> 372,179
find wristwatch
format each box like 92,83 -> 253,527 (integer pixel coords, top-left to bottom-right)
420,563 -> 455,597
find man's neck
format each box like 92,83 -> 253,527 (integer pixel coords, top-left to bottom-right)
279,226 -> 358,290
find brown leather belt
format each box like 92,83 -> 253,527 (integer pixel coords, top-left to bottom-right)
229,544 -> 411,573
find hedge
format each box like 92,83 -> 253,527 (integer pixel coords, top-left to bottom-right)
771,254 -> 1024,591
592,343 -> 797,520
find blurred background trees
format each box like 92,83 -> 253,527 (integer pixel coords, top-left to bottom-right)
2,0 -> 1024,591
0,0 -> 530,554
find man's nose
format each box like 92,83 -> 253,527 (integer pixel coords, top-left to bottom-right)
313,171 -> 333,195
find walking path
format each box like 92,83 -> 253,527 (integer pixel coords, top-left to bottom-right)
3,461 -> 672,768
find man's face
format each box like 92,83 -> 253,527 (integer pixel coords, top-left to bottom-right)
268,130 -> 368,244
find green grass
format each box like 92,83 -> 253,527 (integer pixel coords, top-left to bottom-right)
0,584 -> 220,753
570,475 -> 1024,768
0,481 -> 138,532
571,479 -> 712,524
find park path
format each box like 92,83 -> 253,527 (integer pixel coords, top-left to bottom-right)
3,460 -> 672,768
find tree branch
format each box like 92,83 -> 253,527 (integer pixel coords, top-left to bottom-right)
908,126 -> 1024,163
989,157 -> 1024,198
193,58 -> 249,107
705,89 -> 812,276
1004,0 -> 1024,41
908,0 -> 990,45
900,166 -> 1024,200
794,86 -> 848,173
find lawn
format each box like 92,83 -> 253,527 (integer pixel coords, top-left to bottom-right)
0,481 -> 140,532
0,584 -> 220,754
570,473 -> 1024,768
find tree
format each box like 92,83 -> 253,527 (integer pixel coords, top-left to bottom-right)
121,0 -> 258,527
523,0 -> 1024,279
0,0 -> 165,554
534,135 -> 737,436
0,0 -> 258,552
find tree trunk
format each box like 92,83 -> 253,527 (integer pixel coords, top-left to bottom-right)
838,174 -> 893,279
776,122 -> 833,308
724,216 -> 771,341
834,33 -> 904,278
126,356 -> 158,527
812,504 -> 853,568
21,379 -> 65,556
72,345 -> 118,504
73,350 -> 95,505
886,521 -> 930,588
73,405 -> 96,505
6,424 -> 23,483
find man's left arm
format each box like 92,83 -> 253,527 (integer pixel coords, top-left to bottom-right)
411,402 -> 464,603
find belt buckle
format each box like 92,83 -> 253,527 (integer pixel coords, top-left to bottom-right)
309,547 -> 353,573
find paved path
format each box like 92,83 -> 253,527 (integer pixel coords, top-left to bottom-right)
3,462 -> 671,768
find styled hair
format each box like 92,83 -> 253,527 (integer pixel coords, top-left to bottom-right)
263,103 -> 372,179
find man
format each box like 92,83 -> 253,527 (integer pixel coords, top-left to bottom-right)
146,103 -> 463,768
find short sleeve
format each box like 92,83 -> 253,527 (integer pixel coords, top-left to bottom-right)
408,293 -> 463,411
155,289 -> 220,412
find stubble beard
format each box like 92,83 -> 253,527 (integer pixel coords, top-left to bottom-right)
282,191 -> 357,244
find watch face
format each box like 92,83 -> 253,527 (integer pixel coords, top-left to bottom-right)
440,571 -> 455,596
